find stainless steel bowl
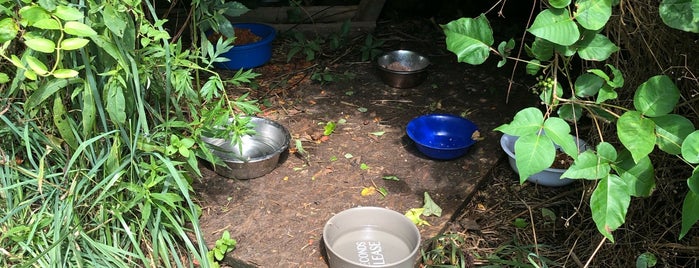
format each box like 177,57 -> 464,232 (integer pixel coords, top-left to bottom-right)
202,117 -> 290,179
376,50 -> 430,88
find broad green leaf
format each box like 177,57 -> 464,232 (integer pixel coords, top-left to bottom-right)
528,8 -> 580,46
106,81 -> 126,125
53,5 -> 83,21
25,37 -> 56,53
0,18 -> 19,42
614,149 -> 655,197
19,6 -> 51,26
549,0 -> 572,8
53,96 -> 79,149
529,38 -> 554,61
103,4 -> 126,37
32,18 -> 61,30
543,117 -> 578,158
60,37 -> 90,50
443,15 -> 494,65
688,167 -> 699,194
659,0 -> 699,33
617,111 -> 656,163
577,33 -> 618,61
682,131 -> 699,163
52,69 -> 79,78
652,114 -> 695,155
575,73 -> 605,97
515,134 -> 556,184
597,84 -> 618,103
590,174 -> 630,243
634,75 -> 680,117
0,73 -> 8,83
680,190 -> 699,239
575,0 -> 613,30
64,21 -> 97,36
596,142 -> 617,162
557,102 -> 583,122
561,150 -> 610,179
422,192 -> 442,217
25,55 -> 49,75
494,107 -> 544,136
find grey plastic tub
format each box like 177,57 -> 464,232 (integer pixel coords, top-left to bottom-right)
323,207 -> 420,268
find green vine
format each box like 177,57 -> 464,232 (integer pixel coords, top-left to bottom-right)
443,0 -> 699,243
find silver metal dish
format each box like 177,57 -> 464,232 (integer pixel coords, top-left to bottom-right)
202,116 -> 290,179
376,50 -> 430,88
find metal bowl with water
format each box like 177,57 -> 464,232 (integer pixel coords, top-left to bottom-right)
376,50 -> 430,88
201,117 -> 290,179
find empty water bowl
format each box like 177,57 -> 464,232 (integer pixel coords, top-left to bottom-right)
376,50 -> 430,88
406,114 -> 479,160
323,207 -> 421,268
201,116 -> 290,179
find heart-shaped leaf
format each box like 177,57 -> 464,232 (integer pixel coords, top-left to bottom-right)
528,8 -> 580,46
634,75 -> 680,117
575,0 -> 613,30
577,33 -> 618,61
617,111 -> 656,163
443,15 -> 494,65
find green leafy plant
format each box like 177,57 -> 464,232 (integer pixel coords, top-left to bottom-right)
286,31 -> 322,62
206,231 -> 237,268
0,1 -> 259,267
360,33 -> 385,61
420,233 -> 470,267
442,0 -> 699,244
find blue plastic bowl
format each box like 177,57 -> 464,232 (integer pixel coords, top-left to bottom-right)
213,23 -> 276,70
406,114 -> 479,160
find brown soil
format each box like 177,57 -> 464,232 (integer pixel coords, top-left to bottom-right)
208,28 -> 262,45
550,151 -> 574,169
193,18 -> 698,267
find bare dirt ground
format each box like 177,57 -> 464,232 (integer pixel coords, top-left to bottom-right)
192,16 -> 699,268
192,17 -> 535,266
